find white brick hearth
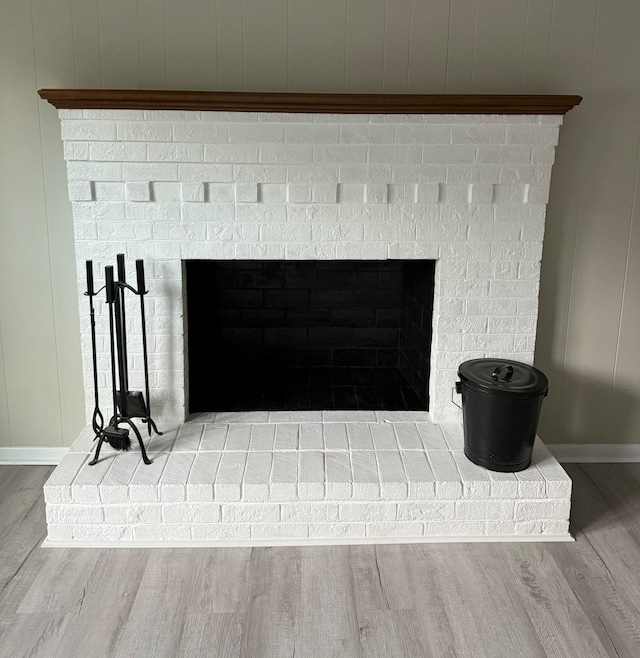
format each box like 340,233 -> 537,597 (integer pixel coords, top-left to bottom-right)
44,413 -> 571,545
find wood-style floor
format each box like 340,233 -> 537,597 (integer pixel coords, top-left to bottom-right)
1,463 -> 639,657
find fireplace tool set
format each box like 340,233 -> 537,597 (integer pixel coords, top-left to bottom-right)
85,254 -> 162,466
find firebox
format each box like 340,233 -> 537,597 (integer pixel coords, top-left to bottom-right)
185,260 -> 435,413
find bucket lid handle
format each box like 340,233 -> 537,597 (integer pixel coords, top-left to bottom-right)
491,364 -> 514,383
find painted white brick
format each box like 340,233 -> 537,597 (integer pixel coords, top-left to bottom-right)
423,521 -> 486,536
67,161 -> 122,181
47,525 -> 74,541
123,163 -> 178,182
469,183 -> 494,204
243,452 -> 272,502
44,485 -> 73,504
172,123 -> 228,143
274,424 -> 299,450
324,423 -> 348,450
134,524 -> 192,541
62,120 -> 116,141
236,183 -> 258,202
225,425 -> 252,451
351,451 -> 380,500
429,451 -> 463,499
341,125 -> 395,144
422,145 -> 476,165
347,424 -> 373,450
281,502 -> 339,523
515,468 -> 547,498
395,125 -> 451,144
311,184 -> 338,203
286,124 -> 340,143
47,505 -> 104,524
298,451 -> 325,500
532,145 -> 556,164
507,125 -> 560,145
338,183 -> 365,203
416,183 -> 440,203
477,145 -> 532,165
370,145 -> 422,164
73,525 -> 133,541
308,522 -> 367,538
159,453 -> 195,502
204,144 -> 259,163
180,163 -> 234,183
148,143 -> 204,162
125,182 -> 151,202
451,126 -> 505,144
229,124 -> 284,143
207,183 -> 235,203
376,451 -> 408,500
395,424 -> 423,450
192,523 -> 250,540
417,423 -> 449,450
258,183 -> 286,203
526,185 -> 550,205
397,501 -> 455,521
314,145 -> 367,164
222,503 -> 280,523
214,452 -> 247,501
251,523 -> 308,539
91,142 -> 147,162
117,121 -> 173,141
514,499 -> 571,521
68,181 -> 94,201
367,522 -> 423,537
339,502 -> 396,522
63,141 -> 90,160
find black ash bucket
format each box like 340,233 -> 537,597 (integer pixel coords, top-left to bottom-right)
455,359 -> 549,472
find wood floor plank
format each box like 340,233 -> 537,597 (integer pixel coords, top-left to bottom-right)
0,466 -> 52,594
178,612 -> 243,657
185,547 -> 252,614
499,542 -> 611,658
111,549 -> 205,657
357,609 -> 429,658
48,549 -> 151,658
2,464 -> 640,657
0,613 -> 72,658
240,546 -> 301,657
296,546 -> 362,657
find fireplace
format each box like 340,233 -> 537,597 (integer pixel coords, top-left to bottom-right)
40,90 -> 579,545
36,89 -> 582,426
185,259 -> 435,412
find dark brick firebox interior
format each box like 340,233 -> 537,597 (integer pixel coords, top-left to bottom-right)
186,260 -> 435,413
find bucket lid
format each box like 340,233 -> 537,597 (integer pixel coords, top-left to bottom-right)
457,359 -> 549,397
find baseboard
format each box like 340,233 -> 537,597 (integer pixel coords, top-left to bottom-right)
0,447 -> 69,465
547,443 -> 640,463
42,534 -> 574,549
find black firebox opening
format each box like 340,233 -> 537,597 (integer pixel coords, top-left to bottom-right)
185,260 -> 435,413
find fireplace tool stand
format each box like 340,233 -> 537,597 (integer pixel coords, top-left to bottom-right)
86,254 -> 162,466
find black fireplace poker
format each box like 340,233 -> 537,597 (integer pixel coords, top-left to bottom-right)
85,255 -> 162,466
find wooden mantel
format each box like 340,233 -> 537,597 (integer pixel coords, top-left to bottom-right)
38,89 -> 581,115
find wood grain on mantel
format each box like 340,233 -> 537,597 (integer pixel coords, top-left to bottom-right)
38,89 -> 581,115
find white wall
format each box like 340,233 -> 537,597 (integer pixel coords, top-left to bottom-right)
1,0 -> 638,447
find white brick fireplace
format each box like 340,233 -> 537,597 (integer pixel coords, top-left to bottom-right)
40,91 -> 579,545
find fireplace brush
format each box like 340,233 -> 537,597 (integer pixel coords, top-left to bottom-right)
86,255 -> 162,466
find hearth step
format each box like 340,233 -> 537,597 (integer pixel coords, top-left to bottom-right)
43,412 -> 572,545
